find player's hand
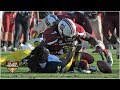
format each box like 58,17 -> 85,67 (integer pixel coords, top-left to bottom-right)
92,46 -> 103,53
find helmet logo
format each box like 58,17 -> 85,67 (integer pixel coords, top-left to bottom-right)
60,24 -> 66,31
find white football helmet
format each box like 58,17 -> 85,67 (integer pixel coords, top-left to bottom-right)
58,18 -> 76,39
44,14 -> 59,27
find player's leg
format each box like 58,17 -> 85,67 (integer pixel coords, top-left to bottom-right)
2,13 -> 10,51
45,61 -> 64,73
90,14 -> 103,42
7,17 -> 15,51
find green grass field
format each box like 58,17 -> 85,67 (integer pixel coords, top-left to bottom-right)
0,49 -> 119,79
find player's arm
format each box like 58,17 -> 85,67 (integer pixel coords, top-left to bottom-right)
81,32 -> 113,66
40,39 -> 77,66
81,32 -> 98,47
61,41 -> 78,67
81,32 -> 107,54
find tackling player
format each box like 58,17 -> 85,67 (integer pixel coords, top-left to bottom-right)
40,18 -> 113,73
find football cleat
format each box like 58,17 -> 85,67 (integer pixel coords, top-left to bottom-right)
73,67 -> 91,74
81,69 -> 91,74
89,66 -> 97,72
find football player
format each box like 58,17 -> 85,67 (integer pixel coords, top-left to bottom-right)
45,11 -> 95,36
41,18 -> 113,73
23,44 -> 77,73
44,11 -> 95,52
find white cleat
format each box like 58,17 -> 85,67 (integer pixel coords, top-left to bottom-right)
7,46 -> 12,51
73,67 -> 91,74
81,69 -> 91,74
2,46 -> 7,51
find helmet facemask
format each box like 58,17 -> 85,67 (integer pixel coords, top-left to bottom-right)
62,33 -> 76,45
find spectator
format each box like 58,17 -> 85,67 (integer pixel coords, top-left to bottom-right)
2,11 -> 16,51
12,11 -> 34,51
0,11 -> 3,47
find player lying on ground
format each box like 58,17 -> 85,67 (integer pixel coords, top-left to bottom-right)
22,42 -> 78,73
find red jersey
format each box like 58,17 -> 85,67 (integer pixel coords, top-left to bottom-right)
75,23 -> 85,35
57,12 -> 73,20
43,26 -> 64,53
57,12 -> 95,36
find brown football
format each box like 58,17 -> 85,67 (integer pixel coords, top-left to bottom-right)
97,60 -> 112,73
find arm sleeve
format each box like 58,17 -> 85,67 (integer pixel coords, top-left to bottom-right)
81,32 -> 107,54
81,32 -> 98,47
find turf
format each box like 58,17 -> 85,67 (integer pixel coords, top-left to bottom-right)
0,49 -> 119,79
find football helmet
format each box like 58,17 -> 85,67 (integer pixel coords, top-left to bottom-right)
58,18 -> 76,42
44,14 -> 59,27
